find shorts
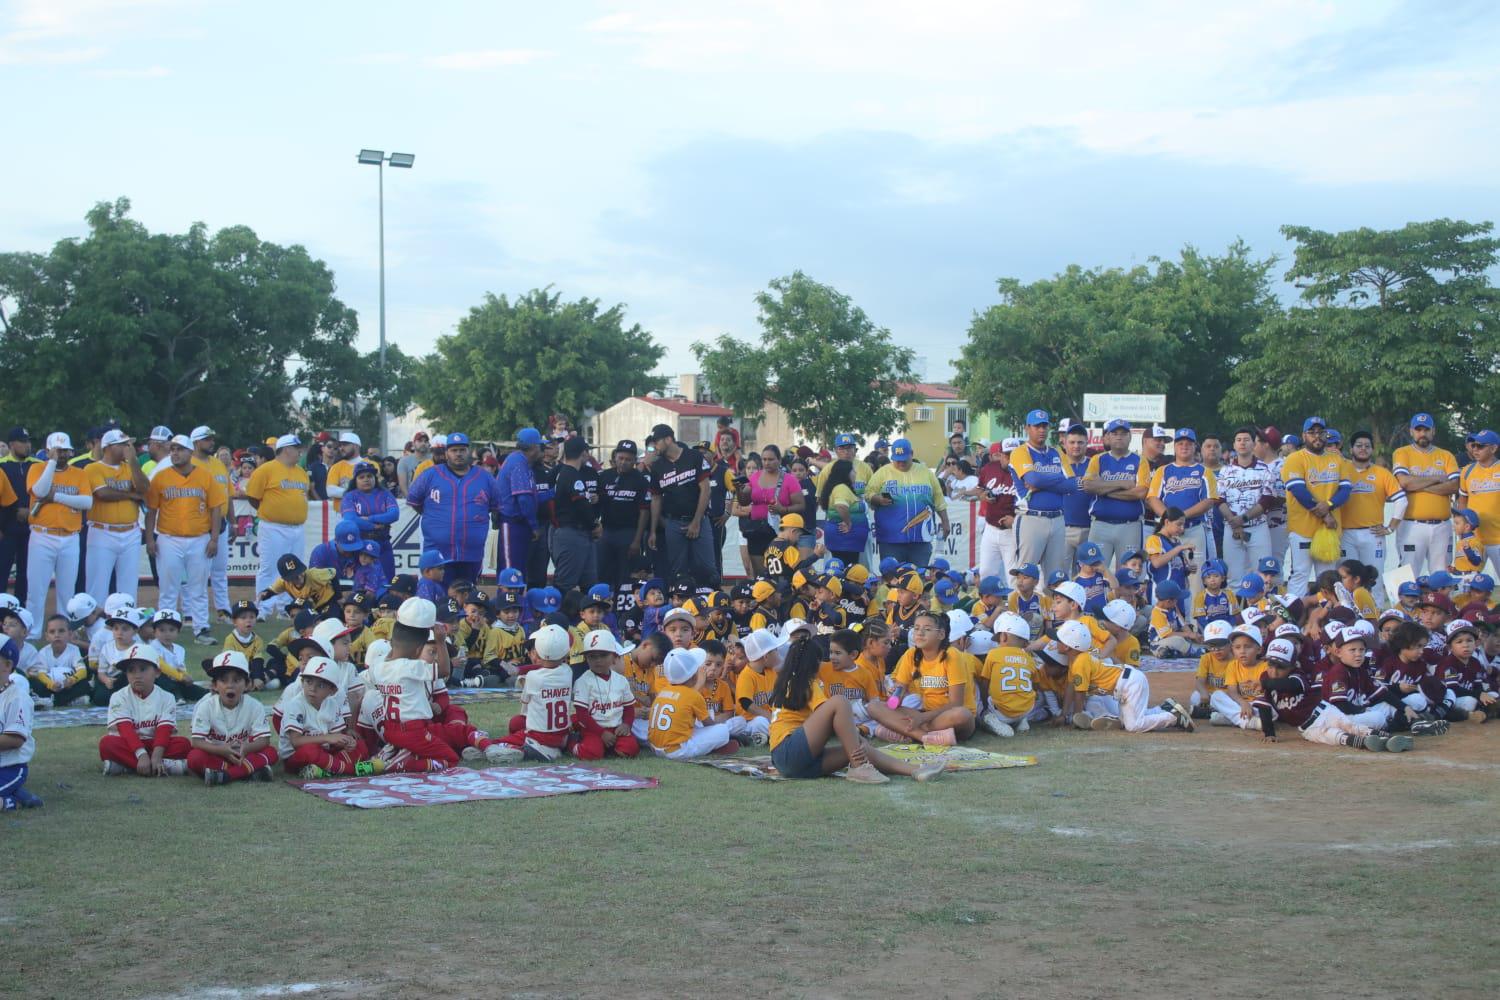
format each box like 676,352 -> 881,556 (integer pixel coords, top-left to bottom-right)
770,728 -> 824,779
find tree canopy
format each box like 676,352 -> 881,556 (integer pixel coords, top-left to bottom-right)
0,198 -> 405,446
692,271 -> 919,444
411,288 -> 665,440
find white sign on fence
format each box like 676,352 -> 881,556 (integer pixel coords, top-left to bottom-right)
1081,393 -> 1166,424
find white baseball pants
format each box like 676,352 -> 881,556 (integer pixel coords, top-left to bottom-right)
210,523 -> 230,614
255,520 -> 304,618
977,520 -> 1018,581
1221,522 -> 1271,588
25,530 -> 79,640
1287,532 -> 1336,599
1180,524 -> 1210,600
1396,520 -> 1451,579
660,722 -> 733,759
157,533 -> 211,632
1341,528 -> 1389,601
1299,702 -> 1374,747
84,524 -> 141,607
1115,668 -> 1177,733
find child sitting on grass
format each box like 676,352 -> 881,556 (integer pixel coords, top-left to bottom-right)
90,607 -> 147,706
99,645 -> 191,777
279,656 -> 383,778
28,614 -> 90,708
569,630 -> 640,760
188,651 -> 278,785
147,610 -> 209,703
648,647 -> 739,759
214,599 -> 268,688
0,638 -> 42,809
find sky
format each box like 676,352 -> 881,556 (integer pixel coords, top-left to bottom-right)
3,0 -> 1499,384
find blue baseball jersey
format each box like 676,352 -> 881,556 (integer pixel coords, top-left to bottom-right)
406,465 -> 503,564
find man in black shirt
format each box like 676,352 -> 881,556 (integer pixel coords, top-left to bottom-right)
551,436 -> 600,592
596,440 -> 649,592
647,424 -> 719,588
0,427 -> 36,597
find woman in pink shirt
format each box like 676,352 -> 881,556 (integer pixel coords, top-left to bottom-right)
732,445 -> 805,576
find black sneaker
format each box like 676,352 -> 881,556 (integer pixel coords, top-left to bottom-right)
251,765 -> 275,782
1189,704 -> 1212,720
1410,718 -> 1449,736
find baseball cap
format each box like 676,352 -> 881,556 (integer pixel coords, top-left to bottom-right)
742,628 -> 789,663
890,438 -> 913,461
1054,581 -> 1086,606
978,575 -> 1004,597
1457,508 -> 1481,527
532,623 -> 572,661
1103,418 -> 1131,434
933,578 -> 958,604
447,432 -> 471,447
1001,436 -> 1023,451
146,425 -> 172,443
1473,429 -> 1500,447
1076,542 -> 1103,565
1101,599 -> 1136,631
529,587 -> 562,614
1174,428 -> 1196,443
1326,429 -> 1343,446
230,598 -> 258,618
1150,424 -> 1171,440
896,571 -> 925,595
65,593 -> 98,623
663,646 -> 707,685
436,597 -> 463,624
1154,579 -> 1183,602
1046,569 -> 1068,587
874,438 -> 890,449
168,434 -> 193,451
351,460 -> 377,480
513,427 -> 543,447
780,513 -> 806,531
750,580 -> 777,603
287,630 -> 334,659
585,583 -> 613,607
431,434 -> 448,448
418,550 -> 448,571
1229,624 -> 1263,648
1200,559 -> 1227,580
1120,549 -> 1144,565
100,428 -> 132,448
992,613 -> 1031,639
494,591 -> 521,610
647,423 -> 674,444
1377,608 -> 1409,626
189,425 -> 216,443
1266,638 -> 1296,664
988,441 -> 1006,455
497,567 -> 525,590
1009,562 -> 1040,581
1203,620 -> 1233,645
276,554 -> 306,579
118,643 -> 162,673
338,431 -> 361,446
1056,620 -> 1092,651
1302,416 -> 1326,432
928,557 -> 950,574
1274,623 -> 1302,641
1427,570 -> 1458,589
781,617 -> 813,640
299,656 -> 343,688
103,592 -> 135,616
1257,557 -> 1282,576
670,577 -> 696,597
152,608 -> 183,627
661,607 -> 697,630
1234,573 -> 1264,598
582,630 -> 624,656
274,434 -> 301,451
1446,619 -> 1480,641
1114,568 -> 1139,588
946,609 -> 975,642
1410,413 -> 1435,430
359,540 -> 381,558
207,650 -> 251,679
1284,434 -> 1300,449
4,427 -> 29,442
614,439 -> 638,455
45,431 -> 74,452
396,597 -> 437,629
1260,426 -> 1282,448
1468,573 -> 1494,592
834,433 -> 856,448
1025,409 -> 1050,426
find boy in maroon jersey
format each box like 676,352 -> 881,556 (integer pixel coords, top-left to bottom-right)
1252,642 -> 1411,752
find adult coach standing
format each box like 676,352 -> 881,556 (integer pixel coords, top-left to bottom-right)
1392,412 -> 1460,577
189,426 -> 233,623
323,432 -> 362,500
495,427 -> 543,577
866,437 -> 948,567
596,440 -> 649,591
1457,429 -> 1500,578
406,432 -> 501,586
145,435 -> 225,645
1215,427 -> 1276,584
1059,420 -> 1092,572
551,436 -> 600,591
24,433 -> 93,639
1280,416 -> 1351,597
1082,419 -> 1147,571
0,427 -> 37,599
245,434 -> 310,620
83,428 -> 149,606
646,424 -> 719,587
1010,410 -> 1076,580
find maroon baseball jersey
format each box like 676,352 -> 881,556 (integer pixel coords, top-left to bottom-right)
1253,672 -> 1318,729
1437,653 -> 1488,694
1322,660 -> 1382,711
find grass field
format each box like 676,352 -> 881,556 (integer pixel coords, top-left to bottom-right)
6,640 -> 1500,1000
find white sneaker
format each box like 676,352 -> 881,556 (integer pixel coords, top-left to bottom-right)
484,744 -> 524,764
1209,711 -> 1234,727
461,676 -> 483,688
522,737 -> 561,762
843,762 -> 891,784
102,760 -> 128,776
980,711 -> 1015,738
1016,718 -> 1030,733
32,695 -> 54,710
161,759 -> 189,776
460,746 -> 485,762
266,678 -> 281,690
748,727 -> 768,746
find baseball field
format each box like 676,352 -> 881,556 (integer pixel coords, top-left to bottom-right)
7,640 -> 1498,1000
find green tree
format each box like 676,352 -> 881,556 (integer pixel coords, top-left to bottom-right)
412,288 -> 665,439
692,271 -> 919,444
1222,220 -> 1500,450
0,198 -> 396,447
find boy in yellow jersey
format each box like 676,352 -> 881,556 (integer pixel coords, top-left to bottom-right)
259,554 -> 339,616
734,627 -> 783,743
1058,620 -> 1193,733
1216,628 -> 1274,730
977,613 -> 1038,738
245,434 -> 311,620
568,592 -> 611,667
818,627 -> 884,732
621,631 -> 670,742
146,435 -> 227,645
1038,581 -> 1114,658
83,428 -> 149,608
1450,509 -> 1484,574
1099,599 -> 1141,667
1189,620 -> 1234,720
1457,428 -> 1500,578
648,647 -> 736,758
1392,413 -> 1461,578
1280,416 -> 1353,598
24,432 -> 95,641
212,601 -> 267,684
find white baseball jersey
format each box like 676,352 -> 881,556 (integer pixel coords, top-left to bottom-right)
149,639 -> 186,677
522,663 -> 574,734
106,685 -> 178,736
94,638 -> 147,680
1216,459 -> 1274,525
34,644 -> 83,686
9,640 -> 39,677
572,669 -> 633,729
0,676 -> 36,766
84,618 -> 108,647
367,656 -> 437,725
190,695 -> 271,743
276,687 -> 347,758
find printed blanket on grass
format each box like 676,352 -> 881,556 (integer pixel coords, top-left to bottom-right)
290,764 -> 657,809
696,744 -> 1037,780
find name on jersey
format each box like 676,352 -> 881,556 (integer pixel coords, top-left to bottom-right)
162,485 -> 207,500
280,480 -> 309,492
654,465 -> 704,490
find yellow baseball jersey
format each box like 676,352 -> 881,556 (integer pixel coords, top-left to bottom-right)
1350,586 -> 1378,621
1224,658 -> 1265,701
326,459 -> 359,497
414,458 -> 435,478
1069,652 -> 1123,697
769,679 -> 828,750
818,659 -> 882,706
980,646 -> 1037,719
1113,631 -> 1142,667
734,665 -> 777,719
267,567 -> 338,609
1391,445 -> 1459,521
648,683 -> 709,753
0,473 -> 15,509
1076,614 -> 1112,653
245,460 -> 310,525
1459,461 -> 1500,545
194,454 -> 232,518
1453,530 -> 1484,573
147,462 -> 226,536
701,677 -> 735,716
891,648 -> 975,711
26,462 -> 92,533
1341,464 -> 1402,530
84,461 -> 141,526
1280,449 -> 1351,538
1196,650 -> 1232,691
492,623 -> 526,664
622,652 -> 665,710
222,630 -> 267,666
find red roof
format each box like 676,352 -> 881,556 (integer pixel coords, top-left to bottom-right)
899,382 -> 962,401
639,396 -> 734,417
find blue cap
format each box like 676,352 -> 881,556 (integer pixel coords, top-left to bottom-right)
1115,568 -> 1139,588
945,570 -> 965,588
418,550 -> 448,570
1428,570 -> 1457,589
1468,573 -> 1494,592
1257,557 -> 1282,576
1302,416 -> 1326,432
1410,412 -> 1435,430
1175,428 -> 1197,443
1154,579 -> 1183,602
1103,418 -> 1131,433
1326,428 -> 1342,445
1234,573 -> 1264,598
1416,575 -> 1429,589
447,432 -> 471,447
879,556 -> 899,576
890,438 -> 913,460
864,576 -> 880,592
528,587 -> 562,613
1047,569 -> 1068,587
1025,408 -> 1050,426
1473,429 -> 1500,447
586,583 -> 613,606
1284,434 -> 1300,448
360,540 -> 381,558
0,638 -> 17,667
834,433 -> 856,448
875,438 -> 890,449
351,460 -> 377,479
933,579 -> 958,603
899,562 -> 916,573
928,557 -> 950,574
1076,541 -> 1103,565
1458,508 -> 1480,527
517,427 -> 543,447
823,558 -> 846,577
1200,559 -> 1227,580
333,520 -> 363,553
1397,581 -> 1421,598
637,577 -> 664,599
1083,594 -> 1107,616
1009,562 -> 1040,581
978,575 -> 1004,597
498,567 -> 525,590
1120,549 -> 1144,564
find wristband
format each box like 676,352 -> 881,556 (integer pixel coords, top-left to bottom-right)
134,748 -> 148,758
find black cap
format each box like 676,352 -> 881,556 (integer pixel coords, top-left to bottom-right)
438,598 -> 463,623
347,590 -> 374,609
231,598 -> 258,617
731,583 -> 753,602
614,439 -> 638,454
292,609 -> 319,631
389,574 -> 417,595
495,591 -> 520,610
465,589 -> 491,608
277,554 -> 306,579
5,427 -> 29,442
649,423 -> 674,443
376,593 -> 401,610
670,577 -> 695,596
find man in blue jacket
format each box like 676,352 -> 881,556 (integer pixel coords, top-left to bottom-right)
495,427 -> 543,578
406,432 -> 502,586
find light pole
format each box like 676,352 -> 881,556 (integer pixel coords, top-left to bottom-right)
357,148 -> 415,456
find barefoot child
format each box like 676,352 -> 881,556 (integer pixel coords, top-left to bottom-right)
189,651 -> 279,785
99,645 -> 192,777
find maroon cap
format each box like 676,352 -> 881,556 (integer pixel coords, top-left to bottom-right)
1261,426 -> 1281,448
315,431 -> 332,443
1417,592 -> 1456,616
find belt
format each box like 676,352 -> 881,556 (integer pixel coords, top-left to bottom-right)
1406,518 -> 1446,525
1024,509 -> 1063,518
31,526 -> 75,537
88,522 -> 137,533
1093,516 -> 1140,525
1298,700 -> 1332,732
1343,524 -> 1380,531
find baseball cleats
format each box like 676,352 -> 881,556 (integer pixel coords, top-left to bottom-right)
1384,733 -> 1413,752
521,737 -> 561,762
298,765 -> 331,779
1070,712 -> 1094,731
1161,698 -> 1194,731
980,711 -> 1015,737
251,765 -> 275,782
1016,718 -> 1030,733
161,759 -> 188,776
484,744 -> 524,765
748,727 -> 769,746
1410,718 -> 1449,736
843,762 -> 891,784
1090,715 -> 1122,731
204,769 -> 227,786
1189,704 -> 1212,720
102,760 -> 129,777
912,762 -> 946,782
353,758 -> 387,776
194,630 -> 216,646
460,746 -> 485,763
1361,733 -> 1389,751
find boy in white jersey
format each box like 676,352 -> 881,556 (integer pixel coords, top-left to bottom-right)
29,614 -> 90,707
365,598 -> 460,774
90,607 -> 148,706
279,656 -> 384,778
148,609 -> 209,703
189,651 -> 277,785
0,638 -> 43,809
64,593 -> 106,655
489,623 -> 574,763
99,646 -> 191,776
570,630 -> 640,760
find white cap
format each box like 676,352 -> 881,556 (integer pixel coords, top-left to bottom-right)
581,630 -> 623,656
1101,599 -> 1136,631
103,592 -> 135,616
1001,437 -> 1022,450
967,630 -> 996,656
189,425 -> 215,442
396,597 -> 437,629
312,618 -> 355,648
1229,624 -> 1264,648
0,594 -> 17,612
100,428 -> 132,448
432,434 -> 448,448
1151,424 -> 1170,439
532,623 -> 571,661
1056,619 -> 1093,652
119,643 -> 161,669
365,639 -> 391,671
1321,621 -> 1344,642
208,650 -> 251,676
45,431 -> 73,451
1241,606 -> 1267,627
149,425 -> 173,442
780,617 -> 812,640
661,607 -> 697,629
1274,623 -> 1302,640
339,431 -> 361,446
1352,619 -> 1376,638
14,608 -> 34,632
169,434 -> 193,450
65,593 -> 98,620
1203,620 -> 1234,644
992,613 -> 1031,639
663,646 -> 707,685
1266,638 -> 1296,663
152,608 -> 183,626
946,609 -> 975,643
274,434 -> 302,451
1337,624 -> 1370,645
742,627 -> 788,663
300,656 -> 341,686
1054,581 -> 1087,606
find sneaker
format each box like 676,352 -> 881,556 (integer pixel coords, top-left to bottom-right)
911,761 -> 945,782
1163,698 -> 1195,732
204,769 -> 227,787
161,759 -> 188,776
102,760 -> 129,777
484,744 -> 524,765
1411,718 -> 1449,736
1384,733 -> 1414,752
1070,711 -> 1095,731
1189,704 -> 1212,720
14,787 -> 43,808
1362,733 -> 1389,752
298,764 -> 331,779
31,695 -> 54,710
1209,711 -> 1233,727
843,762 -> 891,784
871,723 -> 906,743
1016,718 -> 1030,733
748,727 -> 769,746
461,676 -> 483,688
194,630 -> 216,646
980,710 -> 1015,738
353,758 -> 387,776
921,727 -> 957,747
521,737 -> 561,762
251,765 -> 275,782
460,746 -> 485,762
265,678 -> 281,690
1090,715 -> 1122,731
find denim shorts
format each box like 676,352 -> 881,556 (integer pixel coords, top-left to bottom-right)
770,728 -> 824,779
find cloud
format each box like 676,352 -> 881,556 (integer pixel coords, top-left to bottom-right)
89,64 -> 169,78
0,0 -> 182,66
425,49 -> 548,70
